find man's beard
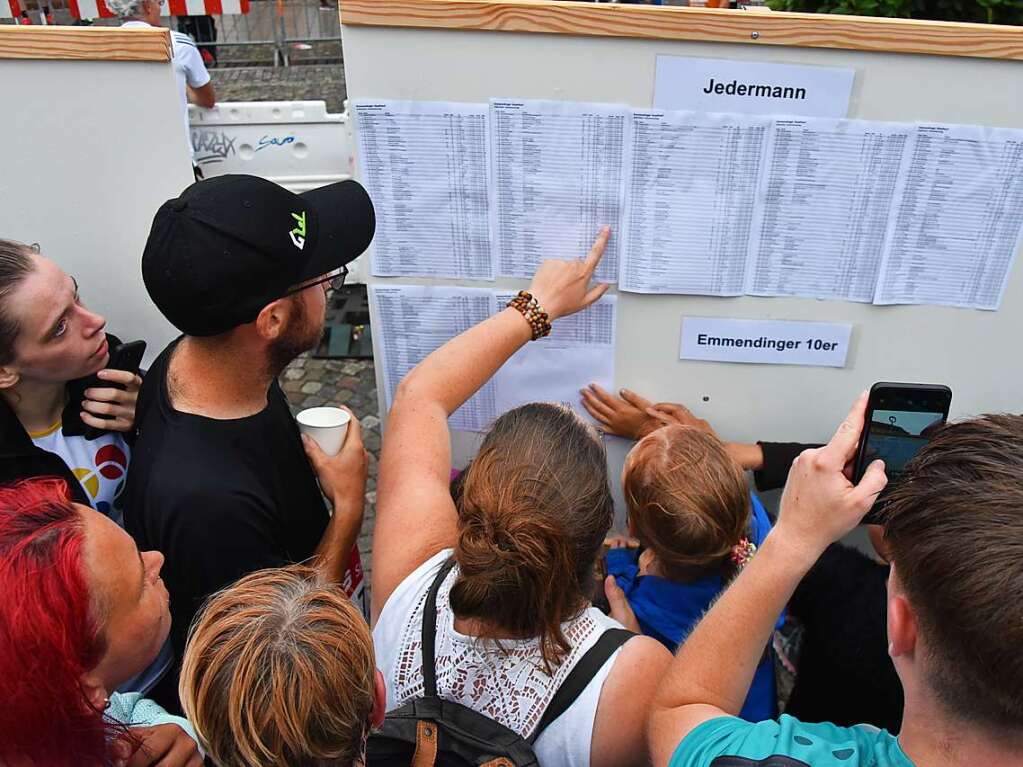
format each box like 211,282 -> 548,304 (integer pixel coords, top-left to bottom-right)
267,296 -> 322,377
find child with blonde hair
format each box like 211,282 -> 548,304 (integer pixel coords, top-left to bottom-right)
604,424 -> 781,721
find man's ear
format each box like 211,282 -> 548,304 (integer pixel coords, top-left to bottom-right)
887,569 -> 917,659
370,669 -> 387,728
0,365 -> 19,390
79,670 -> 109,714
254,298 -> 293,343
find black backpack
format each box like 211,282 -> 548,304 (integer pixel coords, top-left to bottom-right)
367,559 -> 633,767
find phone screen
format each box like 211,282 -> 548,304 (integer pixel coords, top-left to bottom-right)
862,409 -> 946,480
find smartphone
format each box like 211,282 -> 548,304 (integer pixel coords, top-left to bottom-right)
82,340 -> 147,439
853,382 -> 952,524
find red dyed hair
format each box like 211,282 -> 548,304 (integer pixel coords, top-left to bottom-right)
0,477 -> 110,765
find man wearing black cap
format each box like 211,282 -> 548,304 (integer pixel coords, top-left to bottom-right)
124,174 -> 376,712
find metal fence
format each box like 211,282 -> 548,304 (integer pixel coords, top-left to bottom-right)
2,0 -> 342,67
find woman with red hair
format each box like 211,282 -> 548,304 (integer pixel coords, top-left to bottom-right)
0,477 -> 201,767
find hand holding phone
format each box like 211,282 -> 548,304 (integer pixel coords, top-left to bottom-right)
81,340 -> 146,438
853,382 -> 952,524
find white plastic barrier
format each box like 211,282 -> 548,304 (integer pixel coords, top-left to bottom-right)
189,100 -> 355,192
189,100 -> 368,281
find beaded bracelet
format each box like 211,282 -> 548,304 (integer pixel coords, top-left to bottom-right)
506,290 -> 552,341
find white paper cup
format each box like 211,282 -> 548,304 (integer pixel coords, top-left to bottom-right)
297,406 -> 351,457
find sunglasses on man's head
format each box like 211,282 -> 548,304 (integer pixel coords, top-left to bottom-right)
287,265 -> 349,296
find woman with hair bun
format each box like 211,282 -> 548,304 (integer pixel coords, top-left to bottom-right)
372,229 -> 671,767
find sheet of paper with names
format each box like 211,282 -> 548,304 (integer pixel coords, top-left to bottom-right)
493,293 -> 616,423
746,118 -> 912,302
489,99 -> 628,283
355,101 -> 494,281
371,285 -> 616,431
621,110 -> 770,296
874,124 -> 1023,310
370,285 -> 498,431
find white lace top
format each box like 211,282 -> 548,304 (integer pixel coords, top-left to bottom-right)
373,549 -> 626,767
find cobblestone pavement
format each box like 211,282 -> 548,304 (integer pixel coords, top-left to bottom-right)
210,63 -> 347,113
280,354 -> 381,585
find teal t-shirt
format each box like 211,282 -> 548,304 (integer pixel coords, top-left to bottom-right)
669,714 -> 914,767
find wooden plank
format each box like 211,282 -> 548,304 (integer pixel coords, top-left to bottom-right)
0,25 -> 171,61
340,0 -> 1023,61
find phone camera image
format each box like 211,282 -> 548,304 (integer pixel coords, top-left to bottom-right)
863,409 -> 944,479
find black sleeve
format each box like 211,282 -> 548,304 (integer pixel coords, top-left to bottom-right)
785,543 -> 902,731
753,442 -> 821,491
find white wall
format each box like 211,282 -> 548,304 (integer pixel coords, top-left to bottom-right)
342,19 -> 1023,525
1,59 -> 195,364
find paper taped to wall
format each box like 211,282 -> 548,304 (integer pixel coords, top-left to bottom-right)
372,285 -> 618,431
355,101 -> 494,281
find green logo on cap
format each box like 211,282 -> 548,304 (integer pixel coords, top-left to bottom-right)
289,211 -> 307,250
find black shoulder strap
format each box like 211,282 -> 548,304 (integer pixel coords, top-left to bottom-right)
529,627 -> 634,743
421,558 -> 457,697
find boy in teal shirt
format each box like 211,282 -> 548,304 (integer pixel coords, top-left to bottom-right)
649,398 -> 1023,767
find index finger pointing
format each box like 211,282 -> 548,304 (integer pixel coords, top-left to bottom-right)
823,391 -> 869,467
583,226 -> 611,273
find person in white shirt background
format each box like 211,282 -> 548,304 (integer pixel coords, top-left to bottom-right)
108,0 -> 217,179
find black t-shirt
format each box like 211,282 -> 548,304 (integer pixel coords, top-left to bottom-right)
124,340 -> 328,710
785,542 -> 903,732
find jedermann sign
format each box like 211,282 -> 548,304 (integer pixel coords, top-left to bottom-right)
654,56 -> 854,117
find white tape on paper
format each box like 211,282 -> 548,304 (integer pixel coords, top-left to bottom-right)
680,317 -> 851,367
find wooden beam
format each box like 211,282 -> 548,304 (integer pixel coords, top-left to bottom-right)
340,0 -> 1023,61
0,26 -> 171,62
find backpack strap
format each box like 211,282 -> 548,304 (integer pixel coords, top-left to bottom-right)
421,557 -> 457,697
528,627 -> 634,744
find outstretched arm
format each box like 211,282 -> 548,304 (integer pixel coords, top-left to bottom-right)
647,393 -> 887,767
371,228 -> 611,623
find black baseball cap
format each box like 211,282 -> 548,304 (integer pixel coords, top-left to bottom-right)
142,174 -> 375,336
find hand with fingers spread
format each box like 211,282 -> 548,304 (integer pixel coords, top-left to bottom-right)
527,226 -> 611,321
775,392 -> 888,563
645,401 -> 767,471
81,369 -> 143,433
645,401 -> 716,436
580,384 -> 661,439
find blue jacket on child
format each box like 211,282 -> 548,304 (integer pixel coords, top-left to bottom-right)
606,492 -> 781,722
